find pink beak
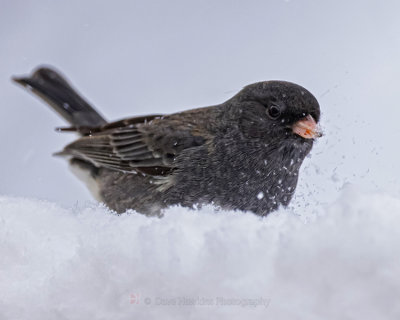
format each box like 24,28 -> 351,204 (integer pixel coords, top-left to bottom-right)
292,115 -> 322,139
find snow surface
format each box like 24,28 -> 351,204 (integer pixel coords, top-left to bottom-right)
1,186 -> 399,320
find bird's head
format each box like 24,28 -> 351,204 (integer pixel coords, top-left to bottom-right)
228,81 -> 321,144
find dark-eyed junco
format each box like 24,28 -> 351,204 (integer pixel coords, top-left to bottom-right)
13,67 -> 321,216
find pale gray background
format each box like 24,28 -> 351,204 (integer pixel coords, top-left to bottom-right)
1,0 -> 399,207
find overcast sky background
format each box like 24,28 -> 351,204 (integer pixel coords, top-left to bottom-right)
1,0 -> 400,208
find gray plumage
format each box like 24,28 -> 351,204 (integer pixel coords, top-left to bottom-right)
13,66 -> 321,216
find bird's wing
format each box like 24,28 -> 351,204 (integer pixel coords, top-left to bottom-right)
58,113 -> 211,176
56,114 -> 164,134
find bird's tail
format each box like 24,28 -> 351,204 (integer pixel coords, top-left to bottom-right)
13,66 -> 107,130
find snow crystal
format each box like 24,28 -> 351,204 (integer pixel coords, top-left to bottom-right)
1,186 -> 400,319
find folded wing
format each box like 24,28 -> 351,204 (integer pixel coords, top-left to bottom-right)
59,116 -> 207,176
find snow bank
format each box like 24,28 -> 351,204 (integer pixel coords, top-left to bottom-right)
1,187 -> 400,319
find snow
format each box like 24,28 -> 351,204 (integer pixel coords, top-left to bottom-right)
1,186 -> 400,319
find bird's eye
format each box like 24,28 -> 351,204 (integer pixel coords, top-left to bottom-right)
267,105 -> 281,119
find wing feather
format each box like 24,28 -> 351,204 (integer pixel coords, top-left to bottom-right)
59,113 -> 211,176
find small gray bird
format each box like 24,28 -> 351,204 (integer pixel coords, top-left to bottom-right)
13,67 -> 321,216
